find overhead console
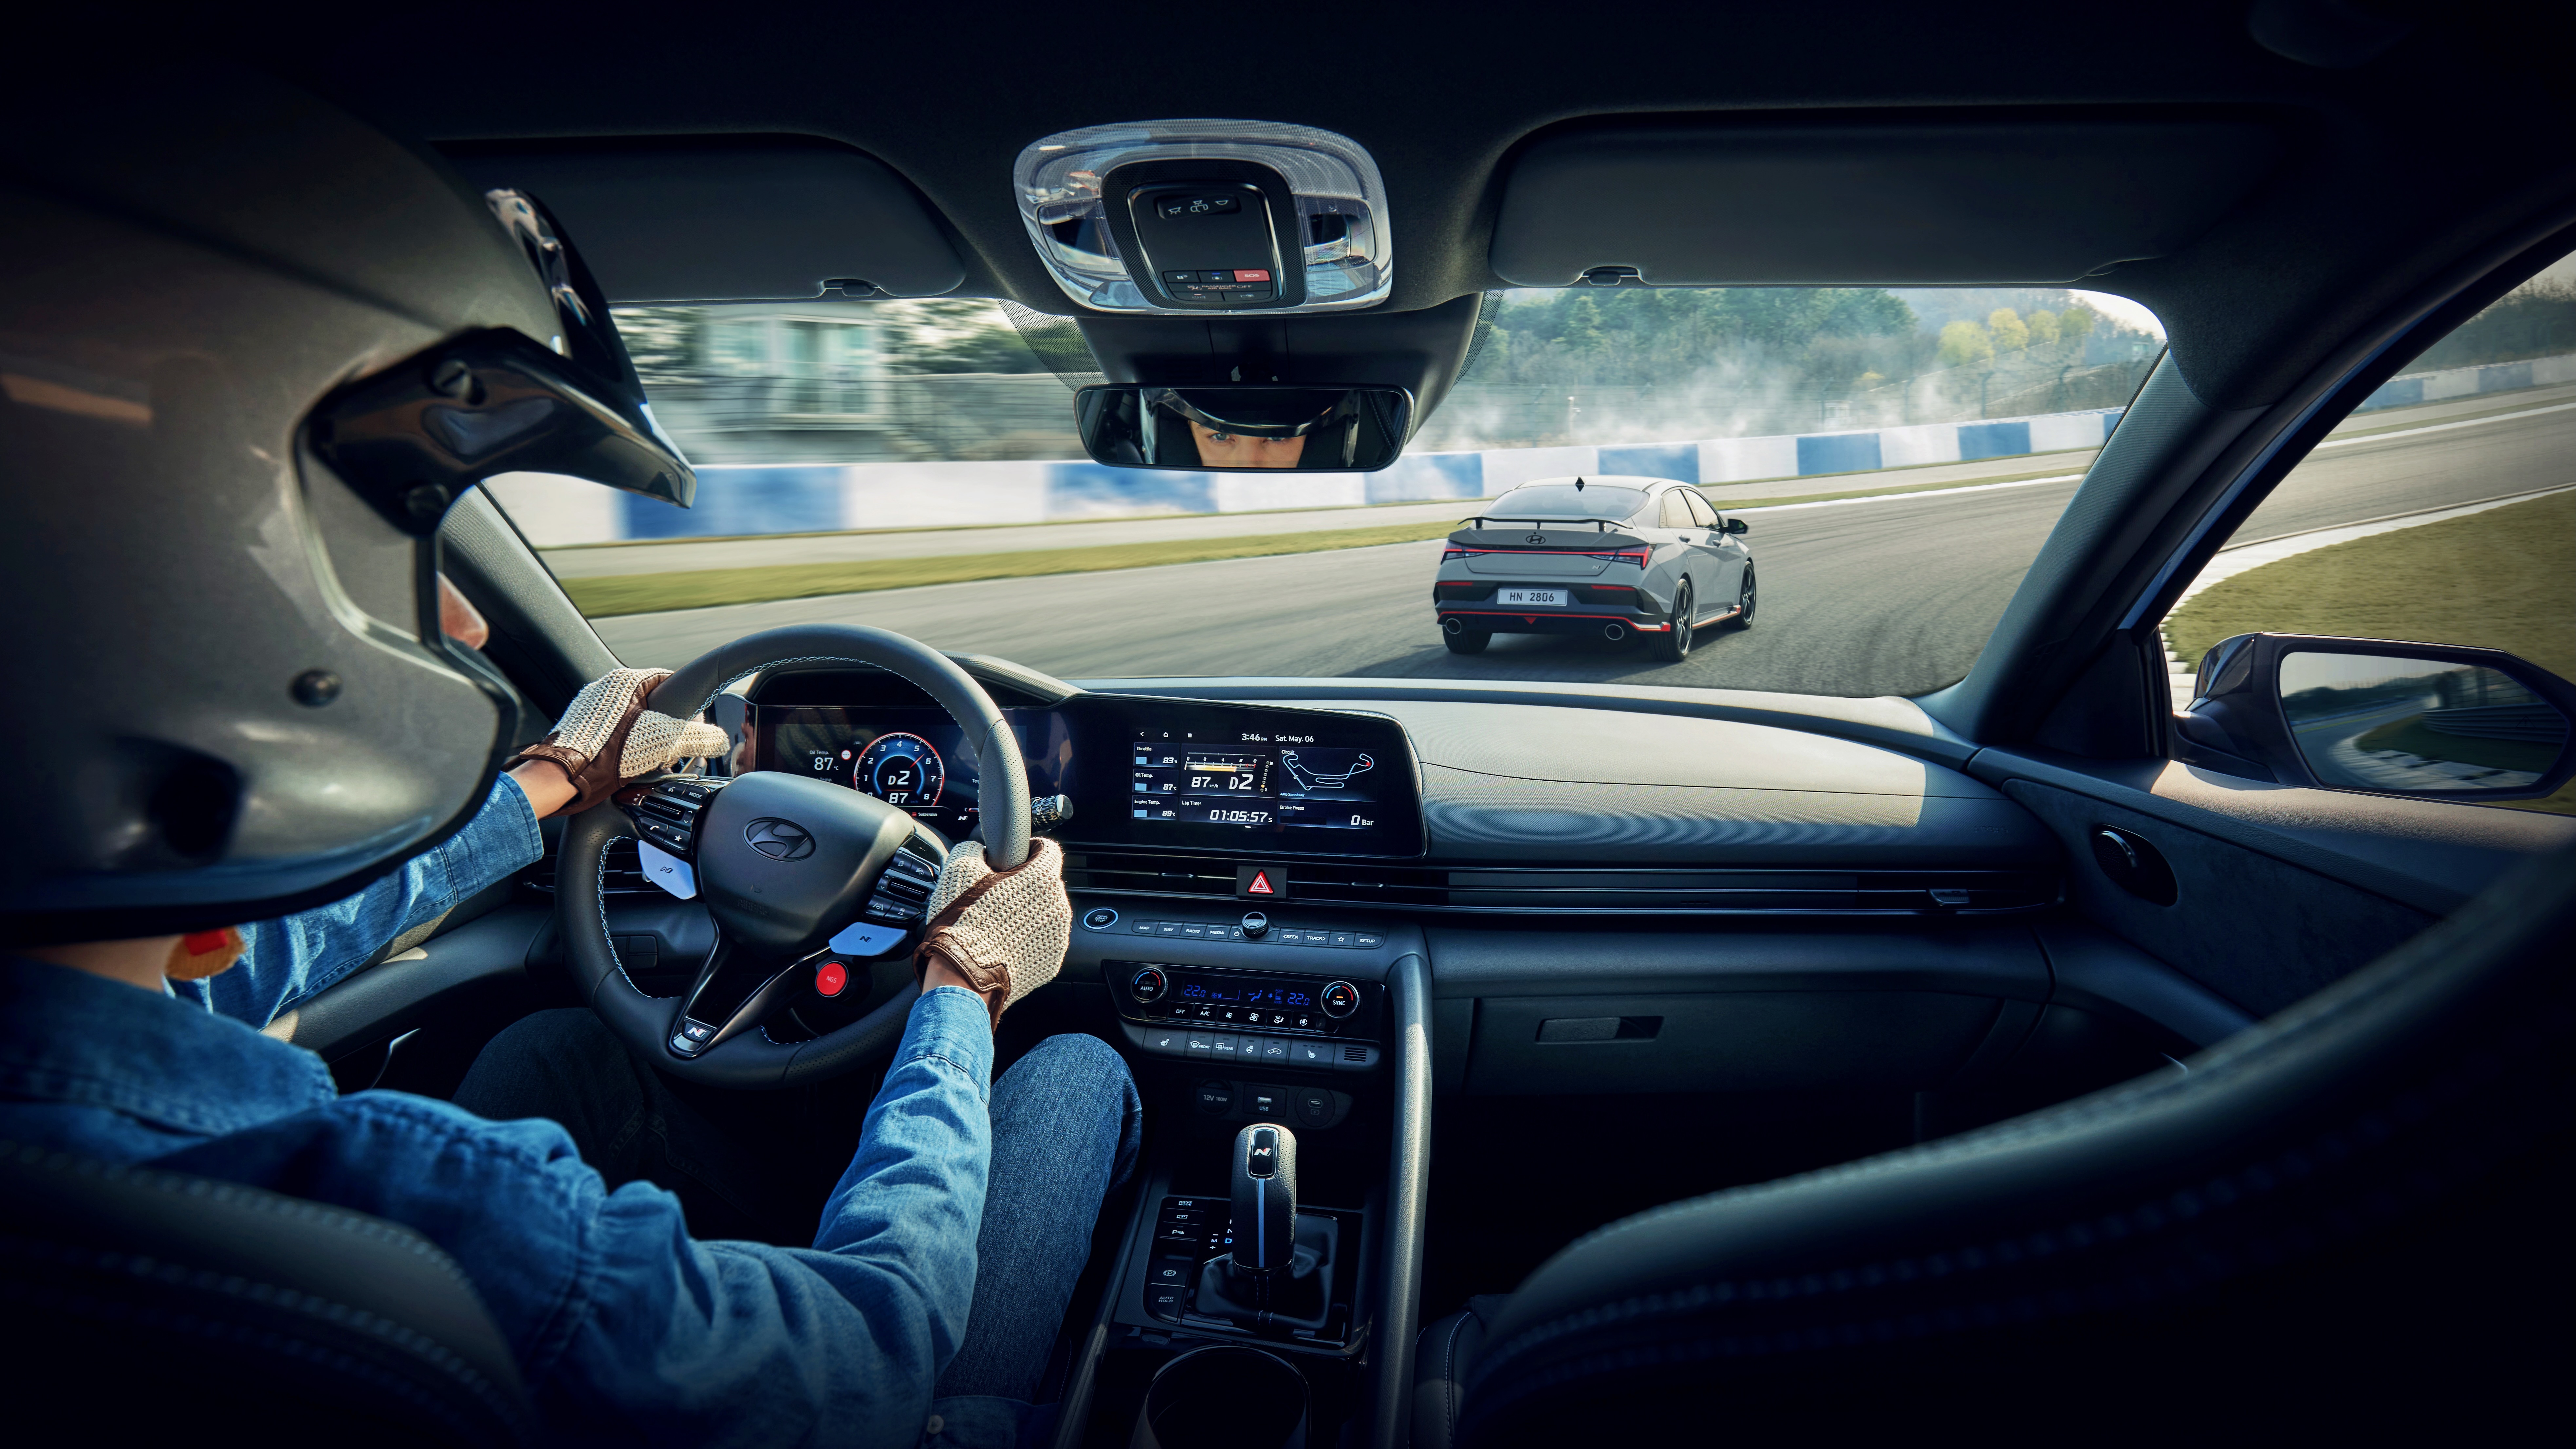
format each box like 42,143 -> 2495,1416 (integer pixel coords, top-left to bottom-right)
1012,119 -> 1393,315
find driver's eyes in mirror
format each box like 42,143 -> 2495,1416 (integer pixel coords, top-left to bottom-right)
1075,384 -> 1412,472
1189,420 -> 1308,469
2279,652 -> 2571,794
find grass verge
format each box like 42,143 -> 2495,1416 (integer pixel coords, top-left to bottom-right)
2163,488 -> 2576,813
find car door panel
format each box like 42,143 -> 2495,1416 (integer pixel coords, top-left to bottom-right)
1973,748 -> 2574,1014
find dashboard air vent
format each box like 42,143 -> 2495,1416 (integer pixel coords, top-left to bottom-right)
1065,852 -> 2055,915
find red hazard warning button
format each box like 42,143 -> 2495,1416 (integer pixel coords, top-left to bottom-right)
815,960 -> 848,997
1238,864 -> 1287,899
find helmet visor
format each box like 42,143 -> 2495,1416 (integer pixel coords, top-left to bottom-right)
307,190 -> 696,537
1151,388 -> 1341,439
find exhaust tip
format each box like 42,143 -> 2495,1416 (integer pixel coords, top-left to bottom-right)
1603,622 -> 1627,641
1442,617 -> 1464,636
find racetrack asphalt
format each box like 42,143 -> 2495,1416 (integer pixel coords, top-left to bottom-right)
593,392 -> 2575,699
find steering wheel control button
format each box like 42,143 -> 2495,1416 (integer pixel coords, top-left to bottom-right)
815,960 -> 848,997
1239,911 -> 1269,938
1320,980 -> 1361,1018
1083,907 -> 1119,930
1129,967 -> 1169,1004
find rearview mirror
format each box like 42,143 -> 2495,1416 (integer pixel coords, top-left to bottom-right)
1074,384 -> 1413,472
2172,633 -> 2576,801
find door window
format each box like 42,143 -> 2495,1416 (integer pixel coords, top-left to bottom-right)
1659,490 -> 1696,528
2162,245 -> 2576,813
1684,490 -> 1720,529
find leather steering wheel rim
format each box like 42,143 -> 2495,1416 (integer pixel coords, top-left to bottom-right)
558,624 -> 1032,1088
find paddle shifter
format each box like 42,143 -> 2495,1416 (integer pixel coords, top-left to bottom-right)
1195,1122 -> 1336,1331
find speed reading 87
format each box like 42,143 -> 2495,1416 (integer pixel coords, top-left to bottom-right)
852,732 -> 946,808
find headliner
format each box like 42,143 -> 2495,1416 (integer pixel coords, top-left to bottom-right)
47,0 -> 2576,410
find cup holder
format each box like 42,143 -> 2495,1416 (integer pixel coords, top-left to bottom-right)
1130,1344 -> 1308,1449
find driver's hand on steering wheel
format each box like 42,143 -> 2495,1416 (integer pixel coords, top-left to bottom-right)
508,667 -> 731,816
915,838 -> 1071,1030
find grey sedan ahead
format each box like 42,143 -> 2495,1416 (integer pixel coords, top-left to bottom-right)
1432,475 -> 1754,662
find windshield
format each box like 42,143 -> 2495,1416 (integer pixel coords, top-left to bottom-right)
494,287 -> 2165,694
1487,484 -> 1646,520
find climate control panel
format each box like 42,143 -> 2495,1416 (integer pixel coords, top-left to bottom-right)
1110,962 -> 1385,1072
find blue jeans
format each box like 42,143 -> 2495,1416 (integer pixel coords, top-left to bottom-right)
456,1009 -> 1140,1415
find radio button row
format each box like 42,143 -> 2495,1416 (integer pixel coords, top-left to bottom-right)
1137,1025 -> 1374,1073
1107,919 -> 1383,949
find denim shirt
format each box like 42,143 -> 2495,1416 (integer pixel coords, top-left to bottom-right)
0,777 -> 999,1447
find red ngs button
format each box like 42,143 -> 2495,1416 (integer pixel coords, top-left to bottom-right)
815,961 -> 848,997
1232,269 -> 1271,282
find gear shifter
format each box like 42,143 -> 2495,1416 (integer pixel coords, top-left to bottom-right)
1234,1124 -> 1297,1272
1195,1122 -> 1336,1331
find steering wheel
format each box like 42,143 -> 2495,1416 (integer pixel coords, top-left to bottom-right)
554,624 -> 1031,1088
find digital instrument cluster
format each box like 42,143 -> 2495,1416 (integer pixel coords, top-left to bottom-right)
757,706 -> 1074,840
748,690 -> 1422,858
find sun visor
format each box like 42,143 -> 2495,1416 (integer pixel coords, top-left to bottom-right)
446,140 -> 964,301
1490,117 -> 2283,287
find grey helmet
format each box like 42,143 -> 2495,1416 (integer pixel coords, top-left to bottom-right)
0,70 -> 693,943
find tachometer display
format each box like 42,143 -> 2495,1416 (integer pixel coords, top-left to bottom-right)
854,733 -> 945,809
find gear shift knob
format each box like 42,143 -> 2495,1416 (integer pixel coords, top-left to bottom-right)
1230,1123 -> 1299,1273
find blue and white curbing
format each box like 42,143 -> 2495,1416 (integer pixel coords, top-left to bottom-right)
490,352 -> 2571,547
2356,351 -> 2576,412
493,407 -> 2125,547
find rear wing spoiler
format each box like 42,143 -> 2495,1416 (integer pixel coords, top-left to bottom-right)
1448,517 -> 1650,550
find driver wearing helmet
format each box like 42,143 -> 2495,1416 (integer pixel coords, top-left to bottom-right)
1151,387 -> 1358,468
0,73 -> 1133,1448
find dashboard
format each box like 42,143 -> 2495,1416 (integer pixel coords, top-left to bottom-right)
749,675 -> 1428,859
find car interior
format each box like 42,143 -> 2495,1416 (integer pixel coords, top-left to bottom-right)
10,3 -> 2576,1444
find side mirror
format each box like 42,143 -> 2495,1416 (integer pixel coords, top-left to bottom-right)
2172,632 -> 2575,801
1724,517 -> 1750,535
1074,384 -> 1413,472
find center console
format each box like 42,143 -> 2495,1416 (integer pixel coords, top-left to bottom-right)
739,668 -> 1434,1448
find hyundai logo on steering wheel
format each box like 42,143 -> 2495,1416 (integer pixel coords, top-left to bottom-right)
744,817 -> 816,860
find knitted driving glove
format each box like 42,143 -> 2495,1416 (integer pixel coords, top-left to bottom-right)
508,667 -> 730,813
915,837 -> 1070,1029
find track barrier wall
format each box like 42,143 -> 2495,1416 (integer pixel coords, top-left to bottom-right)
491,352 -> 2574,548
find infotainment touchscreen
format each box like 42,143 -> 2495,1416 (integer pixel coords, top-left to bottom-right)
1090,699 -> 1422,857
1132,728 -> 1387,833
